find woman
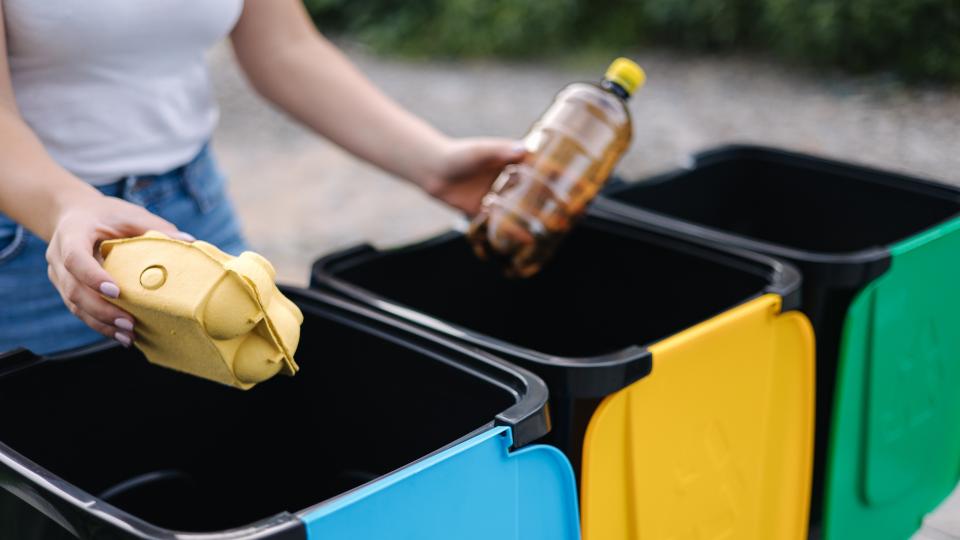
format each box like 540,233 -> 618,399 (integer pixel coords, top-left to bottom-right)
0,0 -> 523,354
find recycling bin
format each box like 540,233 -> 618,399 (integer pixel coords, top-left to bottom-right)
596,145 -> 960,540
0,288 -> 578,540
311,214 -> 815,540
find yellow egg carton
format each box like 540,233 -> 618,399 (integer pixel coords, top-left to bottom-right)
100,231 -> 302,390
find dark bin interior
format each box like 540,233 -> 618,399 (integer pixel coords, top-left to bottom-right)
0,302 -> 514,533
328,224 -> 770,359
608,153 -> 960,253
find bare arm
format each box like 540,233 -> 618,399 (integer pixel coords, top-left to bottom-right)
0,2 -> 99,241
230,0 -> 523,213
0,0 -> 185,346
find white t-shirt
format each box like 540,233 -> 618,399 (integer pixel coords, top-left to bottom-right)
4,0 -> 243,184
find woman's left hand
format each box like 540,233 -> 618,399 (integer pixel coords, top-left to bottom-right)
422,137 -> 526,215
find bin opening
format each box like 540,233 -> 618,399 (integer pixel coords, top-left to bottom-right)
329,226 -> 769,357
610,154 -> 960,253
0,305 -> 515,533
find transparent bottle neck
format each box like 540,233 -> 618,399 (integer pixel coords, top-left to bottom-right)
600,79 -> 630,100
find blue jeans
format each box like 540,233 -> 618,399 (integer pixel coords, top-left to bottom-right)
0,145 -> 248,355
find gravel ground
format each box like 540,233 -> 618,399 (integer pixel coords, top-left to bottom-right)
208,42 -> 960,284
914,484 -> 960,539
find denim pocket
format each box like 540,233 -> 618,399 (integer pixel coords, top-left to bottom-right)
181,146 -> 227,214
0,223 -> 26,266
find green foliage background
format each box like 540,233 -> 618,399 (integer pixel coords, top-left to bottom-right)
303,0 -> 960,81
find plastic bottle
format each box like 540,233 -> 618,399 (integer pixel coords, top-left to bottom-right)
467,58 -> 645,277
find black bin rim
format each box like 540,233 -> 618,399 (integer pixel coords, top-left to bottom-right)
311,213 -> 802,398
597,144 -> 960,288
0,287 -> 550,540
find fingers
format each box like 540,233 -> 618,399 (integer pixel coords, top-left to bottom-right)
72,303 -> 133,346
463,138 -> 526,167
45,195 -> 194,346
51,237 -> 120,299
47,237 -> 136,346
48,262 -> 135,341
502,140 -> 527,162
111,205 -> 189,240
70,279 -> 133,330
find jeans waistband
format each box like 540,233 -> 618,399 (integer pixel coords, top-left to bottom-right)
0,143 -> 217,229
99,143 -> 213,200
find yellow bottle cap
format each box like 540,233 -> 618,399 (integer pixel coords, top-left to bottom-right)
605,57 -> 646,96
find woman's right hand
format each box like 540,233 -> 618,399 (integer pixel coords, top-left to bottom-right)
45,191 -> 193,346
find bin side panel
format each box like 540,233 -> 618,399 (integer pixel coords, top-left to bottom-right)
824,216 -> 960,540
0,485 -> 79,540
300,426 -> 580,540
580,294 -> 814,540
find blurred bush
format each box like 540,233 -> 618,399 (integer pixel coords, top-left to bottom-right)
304,0 -> 960,81
761,0 -> 960,80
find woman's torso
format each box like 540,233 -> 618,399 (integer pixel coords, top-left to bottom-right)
3,0 -> 243,183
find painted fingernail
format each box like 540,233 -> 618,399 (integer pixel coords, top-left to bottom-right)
115,318 -> 134,332
512,141 -> 527,154
174,232 -> 196,242
115,332 -> 132,348
100,282 -> 120,298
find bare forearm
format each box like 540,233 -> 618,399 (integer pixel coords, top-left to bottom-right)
0,0 -> 96,241
231,0 -> 448,187
0,108 -> 99,241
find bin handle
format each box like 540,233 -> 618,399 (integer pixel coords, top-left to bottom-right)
0,348 -> 43,378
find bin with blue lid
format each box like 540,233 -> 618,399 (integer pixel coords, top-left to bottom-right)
0,288 -> 578,540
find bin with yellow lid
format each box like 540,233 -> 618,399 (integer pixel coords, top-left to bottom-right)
597,145 -> 960,539
311,211 -> 815,540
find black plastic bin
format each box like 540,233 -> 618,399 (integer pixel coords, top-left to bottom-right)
595,145 -> 960,539
311,214 -> 805,468
311,214 -> 818,538
0,288 -> 580,540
